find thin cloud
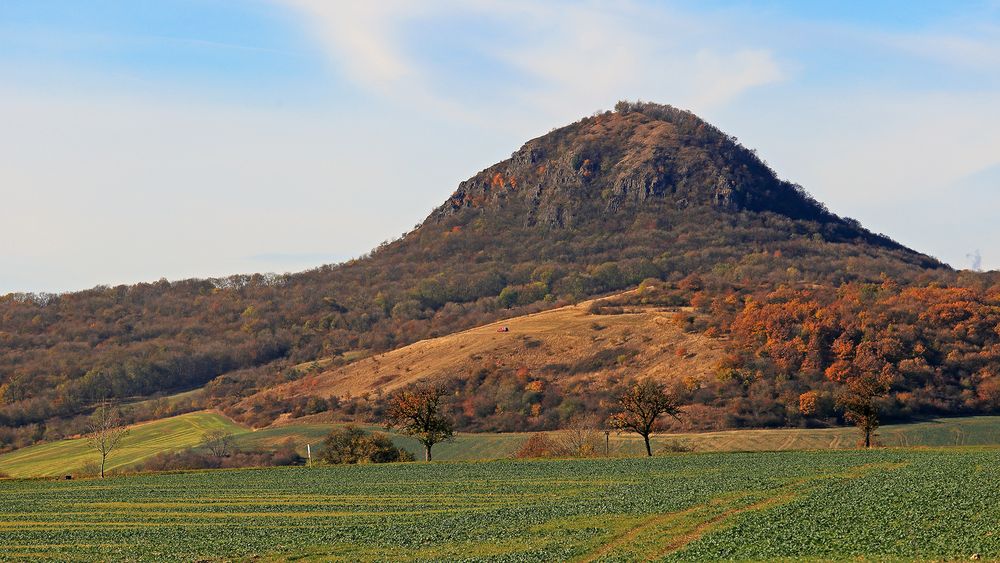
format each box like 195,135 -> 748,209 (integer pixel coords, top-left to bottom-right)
278,0 -> 786,123
280,0 -> 420,91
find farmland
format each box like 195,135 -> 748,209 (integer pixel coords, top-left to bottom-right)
3,411 -> 1000,478
1,448 -> 997,561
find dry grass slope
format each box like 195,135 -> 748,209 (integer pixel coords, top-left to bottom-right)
248,294 -> 724,410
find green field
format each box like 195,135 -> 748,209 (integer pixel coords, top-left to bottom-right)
1,448 -> 997,561
4,412 -> 1000,478
234,422 -> 532,461
242,415 -> 1000,459
0,412 -> 244,478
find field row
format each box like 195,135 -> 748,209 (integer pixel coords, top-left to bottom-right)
1,448 -> 997,561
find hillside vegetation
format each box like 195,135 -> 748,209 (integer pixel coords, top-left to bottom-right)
2,101 -> 998,453
231,294 -> 724,430
2,448 -> 997,560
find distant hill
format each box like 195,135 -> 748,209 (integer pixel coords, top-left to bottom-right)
1,101 -> 997,452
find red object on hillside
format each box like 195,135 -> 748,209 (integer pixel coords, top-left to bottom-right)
497,326 -> 509,332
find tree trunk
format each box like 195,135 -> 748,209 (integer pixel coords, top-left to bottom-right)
100,455 -> 106,479
643,434 -> 652,457
864,427 -> 871,449
425,444 -> 432,462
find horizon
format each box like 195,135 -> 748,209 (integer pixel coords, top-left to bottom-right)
3,0 -> 1000,294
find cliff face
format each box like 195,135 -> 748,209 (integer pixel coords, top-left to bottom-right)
437,102 -> 835,230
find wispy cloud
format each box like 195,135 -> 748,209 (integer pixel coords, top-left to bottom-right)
278,0 -> 786,125
281,0 -> 419,91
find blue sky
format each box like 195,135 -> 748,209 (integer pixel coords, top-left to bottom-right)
1,0 -> 999,293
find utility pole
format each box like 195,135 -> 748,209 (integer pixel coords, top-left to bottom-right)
604,430 -> 610,456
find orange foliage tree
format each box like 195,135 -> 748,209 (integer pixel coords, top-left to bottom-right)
384,385 -> 454,461
608,379 -> 682,456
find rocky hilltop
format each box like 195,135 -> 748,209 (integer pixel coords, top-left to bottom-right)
433,101 -> 915,254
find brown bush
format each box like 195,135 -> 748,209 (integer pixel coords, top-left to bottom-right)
514,433 -> 561,459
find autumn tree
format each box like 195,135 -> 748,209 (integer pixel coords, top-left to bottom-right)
86,400 -> 130,478
837,373 -> 890,448
384,386 -> 454,461
609,379 -> 682,456
201,429 -> 235,458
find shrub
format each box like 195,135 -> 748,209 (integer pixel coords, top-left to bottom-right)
320,425 -> 413,464
660,439 -> 694,453
514,433 -> 561,459
133,440 -> 303,472
555,415 -> 603,457
79,460 -> 102,478
514,415 -> 605,459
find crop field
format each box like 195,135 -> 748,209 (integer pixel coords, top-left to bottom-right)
0,447 -> 997,561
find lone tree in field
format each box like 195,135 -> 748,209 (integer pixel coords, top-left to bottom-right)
384,385 -> 454,461
609,379 -> 682,457
201,430 -> 235,458
838,374 -> 890,448
87,400 -> 130,478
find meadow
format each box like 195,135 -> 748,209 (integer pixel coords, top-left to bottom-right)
2,411 -> 1000,478
1,448 -> 997,561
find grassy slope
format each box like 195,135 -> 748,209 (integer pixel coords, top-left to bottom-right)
1,448 -> 997,561
4,412 -> 999,478
0,411 -> 244,478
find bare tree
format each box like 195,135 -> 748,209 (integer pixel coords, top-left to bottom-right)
609,380 -> 682,457
201,430 -> 235,458
87,400 -> 130,478
384,385 -> 454,461
556,414 -> 602,457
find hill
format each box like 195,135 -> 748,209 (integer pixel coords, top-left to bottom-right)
231,293 -> 724,428
1,101 -> 998,452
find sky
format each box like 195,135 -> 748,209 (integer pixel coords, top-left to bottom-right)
1,1 -> 999,294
